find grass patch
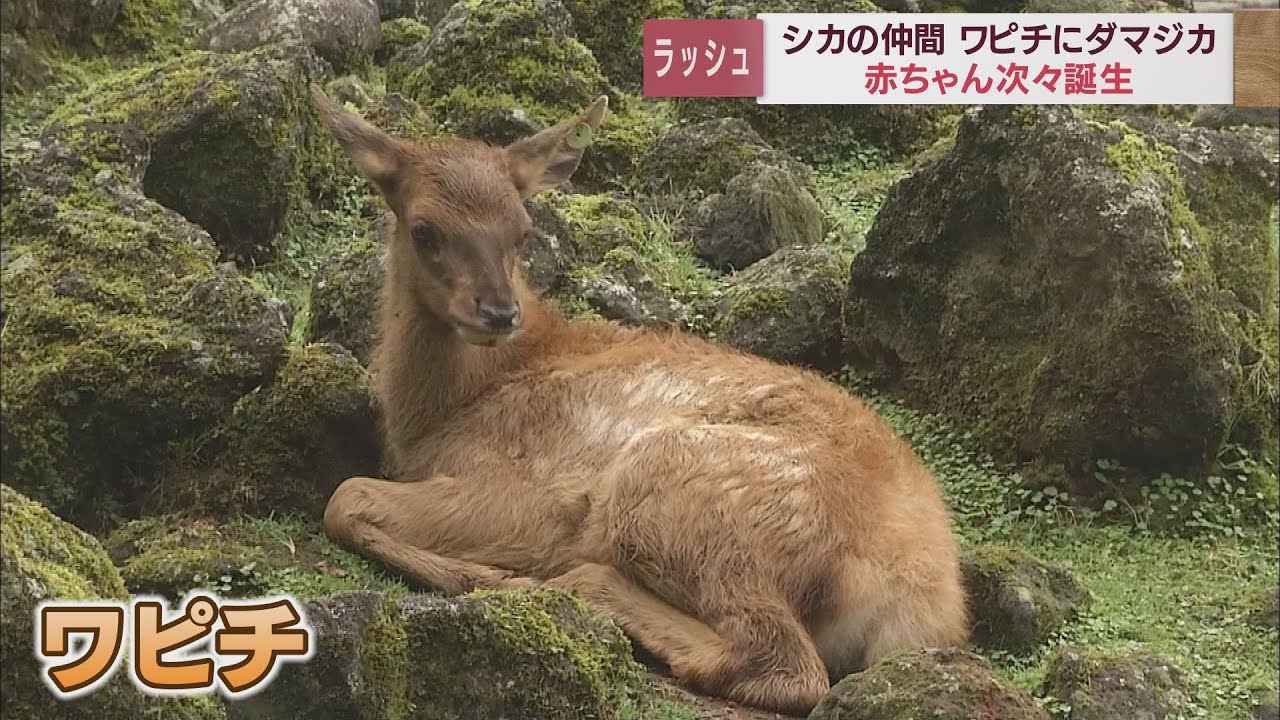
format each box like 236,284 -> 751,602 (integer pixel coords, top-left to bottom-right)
811,147 -> 910,256
843,376 -> 1279,719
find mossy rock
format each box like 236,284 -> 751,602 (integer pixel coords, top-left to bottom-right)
41,43 -> 334,262
809,647 -> 1048,720
198,0 -> 382,74
0,44 -> 375,528
378,0 -> 455,23
113,0 -> 228,54
546,191 -> 717,329
844,105 -> 1280,481
232,589 -> 660,719
716,244 -> 847,369
561,0 -> 684,89
1,202 -> 290,528
148,343 -> 381,518
523,196 -> 579,291
306,239 -> 385,364
376,16 -> 431,64
961,544 -> 1091,654
638,117 -> 810,198
1042,646 -> 1192,720
691,163 -> 823,271
0,484 -> 226,720
0,0 -> 124,45
387,0 -> 607,129
105,514 -> 406,600
0,32 -> 53,95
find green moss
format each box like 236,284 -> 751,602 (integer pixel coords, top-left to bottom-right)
0,43 -> 385,526
1104,124 -> 1279,463
377,17 -> 432,64
812,648 -> 1046,720
106,513 -> 408,600
149,343 -> 379,518
561,0 -> 684,87
639,117 -> 797,197
358,597 -> 415,719
0,485 -> 226,719
389,0 -> 608,125
0,220 -> 280,527
1042,646 -> 1191,720
400,588 -> 657,719
962,544 -> 1091,654
113,0 -> 188,54
1,484 -> 126,600
549,191 -> 718,310
722,285 -> 792,323
578,98 -> 671,190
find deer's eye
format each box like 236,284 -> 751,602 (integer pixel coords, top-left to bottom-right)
412,222 -> 443,250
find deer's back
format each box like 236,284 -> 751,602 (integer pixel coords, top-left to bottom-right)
398,323 -> 942,537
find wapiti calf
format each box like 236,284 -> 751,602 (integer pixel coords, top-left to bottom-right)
316,87 -> 967,715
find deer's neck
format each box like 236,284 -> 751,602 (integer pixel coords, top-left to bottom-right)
373,270 -> 559,476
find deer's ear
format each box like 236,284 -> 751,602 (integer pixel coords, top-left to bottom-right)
506,95 -> 608,198
311,85 -> 409,208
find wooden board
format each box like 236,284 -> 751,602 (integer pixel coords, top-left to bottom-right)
1234,10 -> 1280,107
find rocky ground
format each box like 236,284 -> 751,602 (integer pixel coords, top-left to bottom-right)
2,1 -> 1278,719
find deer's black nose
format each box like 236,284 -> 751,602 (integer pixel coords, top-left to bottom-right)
477,300 -> 520,330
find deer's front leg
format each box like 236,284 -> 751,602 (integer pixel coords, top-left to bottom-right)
324,476 -> 535,594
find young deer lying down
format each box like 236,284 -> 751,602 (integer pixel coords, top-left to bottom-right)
315,87 -> 968,715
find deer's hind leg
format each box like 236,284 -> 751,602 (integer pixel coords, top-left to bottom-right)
547,563 -> 830,716
324,476 -> 534,594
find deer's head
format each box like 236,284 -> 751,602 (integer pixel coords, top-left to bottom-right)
313,87 -> 607,346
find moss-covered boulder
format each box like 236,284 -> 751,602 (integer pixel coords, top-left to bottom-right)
692,163 -> 823,271
961,544 -> 1091,655
198,0 -> 382,73
844,105 -> 1280,483
382,0 -> 665,190
377,0 -> 454,22
0,44 -> 378,527
561,0 -> 684,88
716,244 -> 846,369
148,343 -> 380,518
0,33 -> 53,95
1042,646 -> 1192,720
0,484 -> 225,720
566,263 -> 689,327
230,589 -> 660,720
105,514 -> 406,600
388,0 -> 607,134
639,117 -> 809,198
0,0 -> 124,45
375,16 -> 431,64
306,239 -> 385,364
2,174 -> 288,526
523,196 -> 578,291
547,191 -> 716,330
809,648 -> 1048,720
45,43 -> 332,262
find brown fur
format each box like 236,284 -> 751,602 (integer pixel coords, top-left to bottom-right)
314,88 -> 968,715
